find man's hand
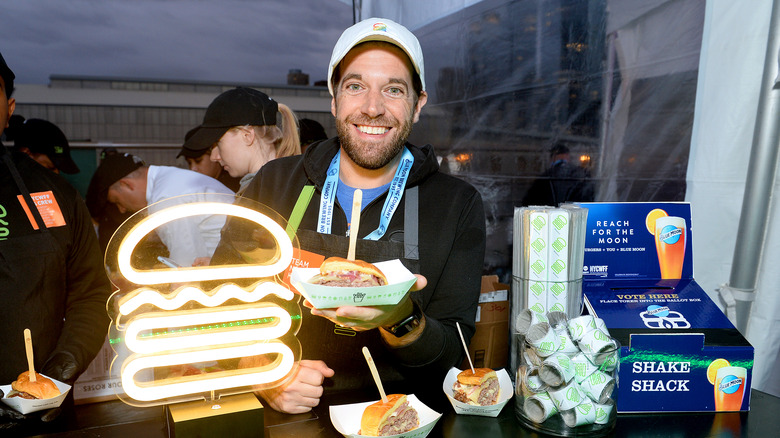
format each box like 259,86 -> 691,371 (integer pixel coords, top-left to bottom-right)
43,351 -> 79,385
0,389 -> 25,428
305,275 -> 427,331
255,360 -> 334,414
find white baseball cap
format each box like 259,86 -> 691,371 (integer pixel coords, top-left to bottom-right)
327,17 -> 425,96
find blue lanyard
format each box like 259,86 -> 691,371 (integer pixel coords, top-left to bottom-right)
317,147 -> 414,240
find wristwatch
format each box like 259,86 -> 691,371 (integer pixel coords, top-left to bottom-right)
383,302 -> 423,337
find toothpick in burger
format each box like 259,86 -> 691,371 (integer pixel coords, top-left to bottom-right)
309,257 -> 388,287
359,393 -> 419,436
452,368 -> 500,406
8,371 -> 61,400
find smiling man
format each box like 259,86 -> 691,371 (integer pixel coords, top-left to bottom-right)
212,18 -> 486,414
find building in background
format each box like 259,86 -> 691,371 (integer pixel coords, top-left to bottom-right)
12,75 -> 333,196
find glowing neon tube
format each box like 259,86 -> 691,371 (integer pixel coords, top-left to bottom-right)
124,305 -> 292,354
116,202 -> 293,285
121,341 -> 295,401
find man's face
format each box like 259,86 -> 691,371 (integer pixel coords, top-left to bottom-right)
331,42 -> 427,170
0,77 -> 15,137
186,150 -> 223,179
27,152 -> 58,173
107,181 -> 146,214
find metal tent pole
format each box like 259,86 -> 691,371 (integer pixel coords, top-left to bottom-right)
727,0 -> 780,333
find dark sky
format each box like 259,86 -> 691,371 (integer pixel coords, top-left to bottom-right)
2,0 -> 354,86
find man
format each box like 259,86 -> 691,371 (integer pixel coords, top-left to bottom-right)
87,153 -> 234,267
178,126 -> 241,192
213,18 -> 486,413
522,143 -> 595,207
298,118 -> 328,154
12,118 -> 80,174
0,52 -> 111,429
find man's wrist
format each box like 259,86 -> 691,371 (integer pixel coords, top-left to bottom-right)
382,301 -> 423,337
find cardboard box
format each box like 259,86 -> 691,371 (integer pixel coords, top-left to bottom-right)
73,336 -> 123,404
579,202 -> 754,413
462,275 -> 510,370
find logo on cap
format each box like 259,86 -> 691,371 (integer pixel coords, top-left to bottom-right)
372,23 -> 387,32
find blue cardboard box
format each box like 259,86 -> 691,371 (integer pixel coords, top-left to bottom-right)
578,202 -> 753,413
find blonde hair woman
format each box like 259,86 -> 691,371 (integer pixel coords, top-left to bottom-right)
185,87 -> 300,195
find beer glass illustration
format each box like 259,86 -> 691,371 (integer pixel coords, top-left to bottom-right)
714,366 -> 746,411
654,216 -> 686,279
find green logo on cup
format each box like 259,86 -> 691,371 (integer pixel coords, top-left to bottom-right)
532,238 -> 546,252
552,237 -> 567,251
531,282 -> 545,296
532,216 -> 547,230
596,407 -> 606,420
590,373 -> 607,385
550,282 -> 565,295
531,303 -> 545,314
566,387 -> 581,403
540,341 -> 555,354
553,215 -> 568,230
551,259 -> 566,274
550,303 -> 564,312
531,260 -> 546,275
577,403 -> 591,414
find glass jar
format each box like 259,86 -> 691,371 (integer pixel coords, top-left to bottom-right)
514,315 -> 619,436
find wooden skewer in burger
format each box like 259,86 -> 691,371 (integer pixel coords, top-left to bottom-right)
308,190 -> 389,288
451,322 -> 500,406
7,329 -> 61,400
359,346 -> 419,436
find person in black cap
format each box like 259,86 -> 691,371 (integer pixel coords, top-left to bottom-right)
177,126 -> 240,192
298,118 -> 328,154
12,118 -> 80,174
182,87 -> 300,195
0,51 -> 111,431
522,143 -> 595,207
86,152 -> 233,267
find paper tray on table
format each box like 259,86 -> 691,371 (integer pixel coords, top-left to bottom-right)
1,375 -> 71,415
329,394 -> 441,438
443,367 -> 513,417
292,259 -> 416,309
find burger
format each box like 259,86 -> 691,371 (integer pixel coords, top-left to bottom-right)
359,394 -> 419,436
452,368 -> 500,406
309,257 -> 387,287
8,371 -> 61,400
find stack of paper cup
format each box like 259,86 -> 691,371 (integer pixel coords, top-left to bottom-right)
511,205 -> 588,373
514,311 -> 620,435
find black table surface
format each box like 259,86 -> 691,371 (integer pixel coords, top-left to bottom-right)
7,388 -> 778,437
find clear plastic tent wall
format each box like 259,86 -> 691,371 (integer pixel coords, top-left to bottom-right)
359,0 -> 780,398
359,0 -> 703,281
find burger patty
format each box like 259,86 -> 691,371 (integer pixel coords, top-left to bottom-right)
311,270 -> 384,287
8,390 -> 36,399
453,377 -> 500,406
378,403 -> 419,436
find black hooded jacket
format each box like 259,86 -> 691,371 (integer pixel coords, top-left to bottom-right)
214,137 -> 486,402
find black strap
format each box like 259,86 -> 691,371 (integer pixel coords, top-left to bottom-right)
403,186 -> 419,260
1,144 -> 49,232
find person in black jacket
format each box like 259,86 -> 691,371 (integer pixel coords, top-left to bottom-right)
522,143 -> 595,207
0,51 -> 112,432
212,18 -> 486,414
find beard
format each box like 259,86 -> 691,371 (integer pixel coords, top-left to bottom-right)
336,113 -> 413,170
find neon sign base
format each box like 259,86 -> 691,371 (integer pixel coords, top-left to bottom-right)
166,393 -> 264,437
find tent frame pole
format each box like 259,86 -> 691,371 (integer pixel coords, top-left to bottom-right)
729,0 -> 780,333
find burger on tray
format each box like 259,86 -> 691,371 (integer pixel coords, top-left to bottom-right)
1,372 -> 71,415
292,259 -> 416,309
